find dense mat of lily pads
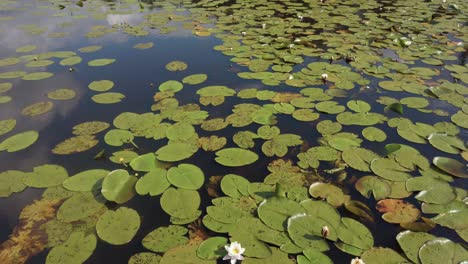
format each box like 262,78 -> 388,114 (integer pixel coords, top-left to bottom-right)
0,0 -> 467,263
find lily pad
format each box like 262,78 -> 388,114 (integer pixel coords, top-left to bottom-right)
91,92 -> 125,104
0,119 -> 16,136
135,168 -> 170,196
215,148 -> 258,167
143,225 -> 189,253
287,213 -> 330,251
59,56 -> 82,66
52,135 -> 99,155
361,247 -> 408,264
433,157 -> 468,178
376,199 -> 420,224
156,143 -> 198,162
337,217 -> 374,250
96,207 -> 140,245
46,232 -> 96,264
418,238 -> 468,264
88,58 -> 116,66
182,74 -> 207,85
57,192 -> 106,222
88,80 -> 114,92
160,187 -> 200,220
258,197 -> 305,231
427,133 -> 466,154
47,89 -> 76,100
309,182 -> 346,207
22,72 -> 54,80
101,169 -> 137,204
21,101 -> 53,116
396,231 -> 435,264
0,130 -> 39,152
196,237 -> 228,260
167,164 -> 204,190
72,121 -> 110,135
159,80 -> 183,92
62,169 -> 108,192
0,170 -> 27,197
133,42 -> 154,50
166,61 -> 187,71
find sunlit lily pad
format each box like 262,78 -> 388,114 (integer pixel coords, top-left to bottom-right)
22,72 -> 54,80
91,92 -> 125,104
309,182 -> 346,207
406,176 -> 456,204
16,45 -> 36,53
427,133 -> 466,154
376,199 -> 420,224
337,217 -> 374,250
0,170 -> 27,197
0,130 -> 39,152
433,157 -> 467,178
88,80 -> 114,92
25,60 -> 54,68
96,207 -> 140,245
362,127 -> 387,142
355,176 -> 391,200
88,58 -> 116,66
135,168 -> 170,196
342,147 -> 379,172
129,253 -> 161,264
156,143 -> 198,162
62,169 -> 108,192
159,80 -> 183,92
196,237 -> 228,260
59,56 -> 82,66
46,232 -> 96,264
0,57 -> 20,67
160,187 -> 200,221
287,213 -> 330,251
101,169 -> 137,204
396,231 -> 435,264
418,238 -> 468,264
361,247 -> 408,264
57,192 -> 106,222
215,148 -> 258,167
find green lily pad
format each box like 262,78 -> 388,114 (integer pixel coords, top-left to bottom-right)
160,243 -> 214,264
129,253 -> 162,264
166,122 -> 195,141
91,92 -> 125,104
57,192 -> 106,222
362,127 -> 387,142
25,60 -> 54,68
0,119 -> 16,136
47,89 -> 76,100
16,45 -> 36,53
130,153 -> 167,172
143,225 -> 189,253
59,56 -> 82,66
287,213 -> 330,251
258,196 -> 305,231
101,169 -> 137,204
96,207 -> 140,245
347,100 -> 371,113
0,57 -> 20,67
0,130 -> 39,152
21,101 -> 53,116
88,58 -> 116,66
0,170 -> 27,197
135,168 -> 170,196
156,143 -> 198,162
418,238 -> 468,264
297,250 -> 333,264
309,182 -> 346,207
72,121 -> 110,135
159,80 -> 183,92
133,42 -> 154,50
355,176 -> 391,200
0,82 -> 12,93
215,148 -> 258,167
46,232 -> 96,264
104,129 -> 134,147
337,217 -> 373,250
167,164 -> 204,190
52,135 -> 99,155
88,80 -> 114,92
78,45 -> 102,53
361,247 -> 408,264
0,71 -> 26,79
22,72 -> 54,80
165,61 -> 187,71
342,147 -> 379,172
160,187 -> 200,219
406,176 -> 456,204
300,200 -> 341,230
196,237 -> 228,260
182,74 -> 207,85
220,174 -> 250,199
433,157 -> 468,178
432,209 -> 468,230
428,133 -> 466,154
370,158 -> 411,181
396,231 -> 436,264
62,169 -> 108,192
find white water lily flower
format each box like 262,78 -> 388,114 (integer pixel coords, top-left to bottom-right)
321,226 -> 329,238
223,241 -> 245,264
294,38 -> 301,43
404,40 -> 412,46
351,257 -> 365,264
262,23 -> 266,29
321,73 -> 328,80
288,74 -> 294,80
288,44 -> 294,49
298,14 -> 304,21
241,31 -> 246,37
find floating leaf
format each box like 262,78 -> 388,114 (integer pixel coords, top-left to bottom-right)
156,143 -> 198,162
376,199 -> 420,224
355,176 -> 390,200
101,169 -> 137,204
135,168 -> 170,196
309,182 -> 346,207
215,148 -> 258,167
22,72 -> 54,81
362,127 -> 387,142
183,74 -> 207,85
428,133 -> 466,154
57,192 -> 106,222
337,217 -> 373,250
0,130 -> 39,152
88,80 -> 114,92
258,197 -> 305,231
21,101 -> 53,116
287,213 -> 330,251
0,119 -> 16,136
52,135 -> 99,155
0,170 -> 27,197
196,237 -> 227,260
91,92 -> 125,104
342,147 -> 379,172
96,207 -> 140,245
25,60 -> 54,68
59,56 -> 82,66
160,187 -> 200,220
370,158 -> 411,181
133,42 -> 154,50
62,169 -> 108,192
406,176 -> 456,204
361,247 -> 408,264
396,231 -> 435,264
72,121 -> 109,135
129,253 -> 162,264
104,129 -> 134,146
165,61 -> 187,71
143,225 -> 189,253
159,80 -> 183,92
16,45 -> 36,53
167,164 -> 204,190
418,238 -> 468,264
47,89 -> 76,100
78,45 -> 102,53
46,232 -> 96,264
88,58 -> 116,66
433,157 -> 467,178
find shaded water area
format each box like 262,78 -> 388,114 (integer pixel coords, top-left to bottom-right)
0,0 -> 467,263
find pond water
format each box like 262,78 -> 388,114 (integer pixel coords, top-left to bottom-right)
0,0 -> 467,263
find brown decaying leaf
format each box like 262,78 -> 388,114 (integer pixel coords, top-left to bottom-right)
188,218 -> 209,243
205,175 -> 222,198
376,199 -> 420,224
0,198 -> 62,264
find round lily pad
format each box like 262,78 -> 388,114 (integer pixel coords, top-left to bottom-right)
433,157 -> 468,178
155,143 -> 198,162
72,121 -> 110,135
62,169 -> 108,192
25,60 -> 54,68
362,127 -> 387,142
46,232 -> 96,264
0,170 -> 27,197
166,61 -> 187,71
78,45 -> 102,53
142,225 -> 189,253
376,199 -> 420,224
196,237 -> 228,260
88,80 -> 114,92
182,74 -> 207,85
57,192 -> 106,222
96,207 -> 140,245
0,119 -> 16,136
167,164 -> 204,190
0,82 -> 12,93
258,196 -> 305,231
101,169 -> 137,204
135,168 -> 170,196
160,187 -> 200,220
59,56 -> 82,66
159,80 -> 183,92
52,135 -> 99,155
47,89 -> 76,100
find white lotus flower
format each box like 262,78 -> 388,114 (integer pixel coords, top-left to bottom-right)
223,241 -> 245,264
321,73 -> 328,80
351,257 -> 365,264
262,23 -> 266,29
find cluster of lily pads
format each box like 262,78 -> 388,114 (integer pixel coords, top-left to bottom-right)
0,0 -> 467,263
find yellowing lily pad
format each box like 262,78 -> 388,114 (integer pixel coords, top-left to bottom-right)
47,89 -> 76,100
22,71 -> 54,80
21,101 -> 53,116
88,58 -> 116,66
52,135 -> 98,155
165,61 -> 187,71
88,80 -> 114,92
91,92 -> 125,104
376,199 -> 420,224
133,42 -> 154,50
